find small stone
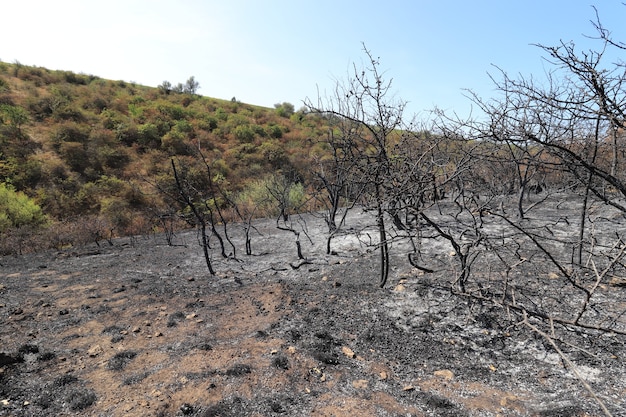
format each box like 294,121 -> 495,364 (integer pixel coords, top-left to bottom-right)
195,319 -> 204,323
154,332 -> 163,337
394,284 -> 406,292
287,346 -> 297,354
132,326 -> 141,333
180,403 -> 194,415
187,277 -> 195,282
352,379 -> 368,389
341,346 -> 355,358
402,385 -> 415,392
87,345 -> 103,357
1,399 -> 9,406
434,369 -> 455,380
379,371 -> 388,380
186,313 -> 197,319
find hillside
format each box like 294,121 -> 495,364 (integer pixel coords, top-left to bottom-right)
0,61 -> 325,254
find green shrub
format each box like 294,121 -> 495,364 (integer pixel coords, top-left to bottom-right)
0,182 -> 47,232
266,124 -> 283,139
198,115 -> 218,132
137,123 -> 161,149
274,102 -> 294,118
233,125 -> 255,143
51,122 -> 90,147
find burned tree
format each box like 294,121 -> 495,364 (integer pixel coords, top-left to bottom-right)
432,9 -> 626,414
169,158 -> 215,275
307,45 -> 408,287
264,171 -> 311,260
309,117 -> 366,255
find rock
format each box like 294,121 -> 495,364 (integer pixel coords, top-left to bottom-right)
132,326 -> 141,333
433,369 -> 455,380
379,371 -> 388,380
352,379 -> 368,389
609,276 -> 626,287
87,345 -> 103,357
394,284 -> 406,292
341,346 -> 355,359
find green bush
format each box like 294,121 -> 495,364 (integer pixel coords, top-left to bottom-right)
137,123 -> 161,149
233,125 -> 255,143
274,102 -> 294,118
0,182 -> 47,231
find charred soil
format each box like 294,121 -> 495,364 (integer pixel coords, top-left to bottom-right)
1,206 -> 625,416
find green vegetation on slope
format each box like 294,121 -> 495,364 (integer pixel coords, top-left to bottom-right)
0,61 -> 328,254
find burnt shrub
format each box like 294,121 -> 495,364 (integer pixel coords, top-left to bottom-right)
67,388 -> 97,411
106,350 -> 137,371
272,354 -> 289,370
224,364 -> 252,376
54,374 -> 78,386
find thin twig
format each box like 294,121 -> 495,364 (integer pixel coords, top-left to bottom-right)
522,312 -> 613,417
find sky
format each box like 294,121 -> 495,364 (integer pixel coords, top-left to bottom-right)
2,1 -> 626,121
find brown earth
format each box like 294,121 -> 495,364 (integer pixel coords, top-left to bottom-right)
1,205 -> 625,416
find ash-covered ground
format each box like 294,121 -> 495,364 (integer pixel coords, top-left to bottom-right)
1,199 -> 625,416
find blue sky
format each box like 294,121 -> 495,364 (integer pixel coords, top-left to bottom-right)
2,1 -> 626,120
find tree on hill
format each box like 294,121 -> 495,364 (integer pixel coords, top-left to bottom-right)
184,76 -> 200,95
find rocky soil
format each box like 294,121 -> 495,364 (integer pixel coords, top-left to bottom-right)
1,205 -> 626,416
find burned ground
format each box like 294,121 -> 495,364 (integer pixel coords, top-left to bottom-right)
1,202 -> 625,416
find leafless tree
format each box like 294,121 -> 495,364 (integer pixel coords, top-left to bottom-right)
308,118 -> 366,255
307,44 -> 408,287
430,9 -> 626,414
169,158 -> 215,275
